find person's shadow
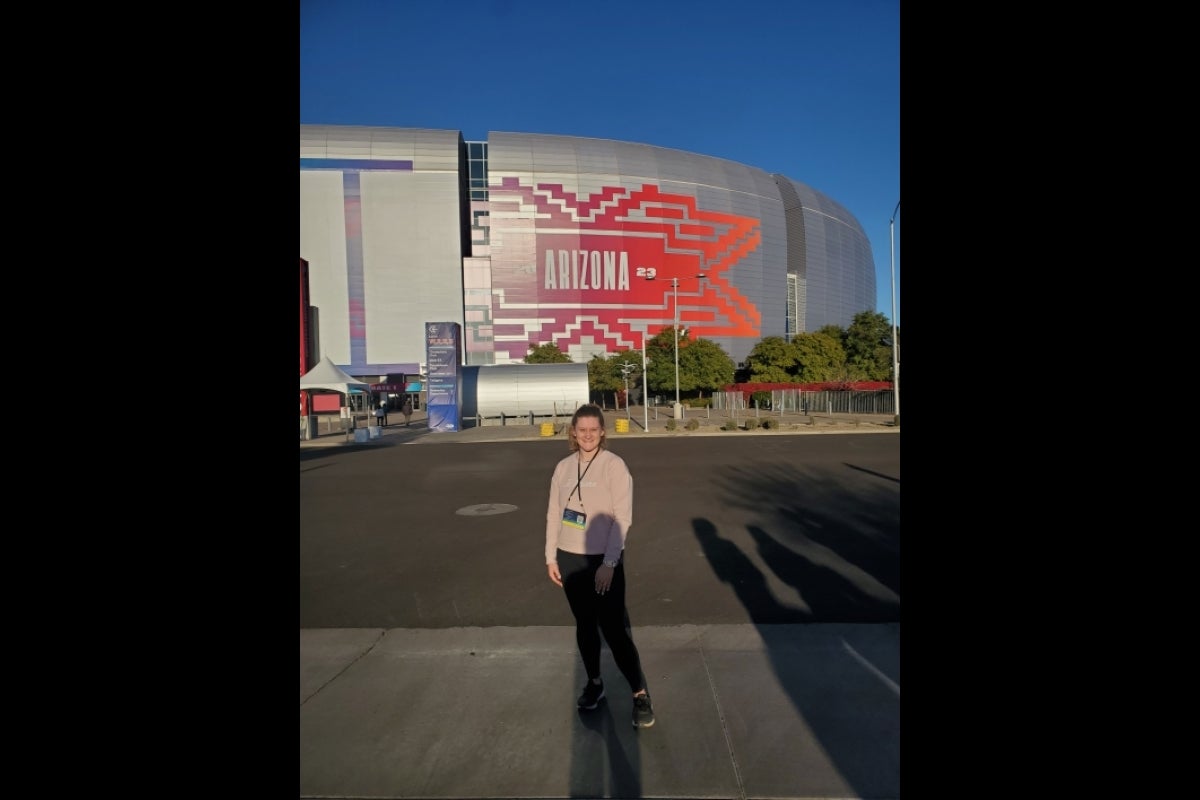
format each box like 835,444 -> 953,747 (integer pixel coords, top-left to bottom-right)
691,509 -> 899,799
571,693 -> 643,798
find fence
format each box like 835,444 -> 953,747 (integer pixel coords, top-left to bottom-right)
711,389 -> 894,416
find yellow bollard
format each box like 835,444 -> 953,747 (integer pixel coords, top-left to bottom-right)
540,422 -> 555,437
615,418 -> 629,433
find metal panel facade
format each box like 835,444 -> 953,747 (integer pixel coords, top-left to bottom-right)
300,126 -> 464,375
485,133 -> 777,366
300,125 -> 875,374
779,179 -> 875,333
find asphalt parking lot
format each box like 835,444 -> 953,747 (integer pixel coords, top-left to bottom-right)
301,420 -> 900,799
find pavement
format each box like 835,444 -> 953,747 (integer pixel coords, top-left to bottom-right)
300,406 -> 899,447
300,408 -> 901,799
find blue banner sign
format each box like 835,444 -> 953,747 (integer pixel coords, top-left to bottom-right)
425,322 -> 462,432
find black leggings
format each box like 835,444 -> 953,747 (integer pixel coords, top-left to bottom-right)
557,549 -> 647,694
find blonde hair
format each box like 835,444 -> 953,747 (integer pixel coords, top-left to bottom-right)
568,404 -> 607,453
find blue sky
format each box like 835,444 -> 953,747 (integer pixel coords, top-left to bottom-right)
300,0 -> 900,326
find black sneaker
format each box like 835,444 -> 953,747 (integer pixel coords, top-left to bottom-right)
577,679 -> 605,710
632,693 -> 655,728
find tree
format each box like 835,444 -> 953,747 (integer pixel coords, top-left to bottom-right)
642,327 -> 733,400
843,310 -> 893,381
643,327 -> 680,396
524,342 -> 572,364
815,324 -> 846,347
679,337 -> 735,395
792,332 -> 846,382
611,350 -> 643,407
586,351 -> 644,408
588,352 -> 619,400
745,336 -> 797,382
587,353 -> 620,406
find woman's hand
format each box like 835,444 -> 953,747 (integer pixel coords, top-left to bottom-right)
595,564 -> 614,594
547,563 -> 562,587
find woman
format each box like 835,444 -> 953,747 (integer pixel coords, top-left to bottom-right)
545,404 -> 655,728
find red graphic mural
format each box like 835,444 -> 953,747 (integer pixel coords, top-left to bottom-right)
486,178 -> 761,360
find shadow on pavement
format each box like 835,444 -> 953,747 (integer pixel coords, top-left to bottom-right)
687,458 -> 900,797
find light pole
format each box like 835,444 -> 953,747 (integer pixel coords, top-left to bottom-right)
637,268 -> 705,408
889,200 -> 900,426
671,277 -> 681,407
620,363 -> 635,420
641,335 -> 649,432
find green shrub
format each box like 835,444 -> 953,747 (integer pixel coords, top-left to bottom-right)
685,418 -> 700,430
762,418 -> 779,430
665,418 -> 678,431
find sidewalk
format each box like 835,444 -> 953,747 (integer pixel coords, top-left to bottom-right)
301,407 -> 899,448
300,624 -> 900,799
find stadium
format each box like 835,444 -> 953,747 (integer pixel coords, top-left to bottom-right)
299,124 -> 877,382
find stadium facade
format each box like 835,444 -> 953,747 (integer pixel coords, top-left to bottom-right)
299,125 -> 876,378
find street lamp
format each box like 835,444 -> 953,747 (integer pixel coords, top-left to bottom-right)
889,200 -> 900,426
620,362 -> 635,420
641,335 -> 649,432
637,268 -> 706,408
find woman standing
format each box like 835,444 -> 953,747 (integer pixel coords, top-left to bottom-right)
545,404 -> 655,728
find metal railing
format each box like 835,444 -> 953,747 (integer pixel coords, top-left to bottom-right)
711,389 -> 895,415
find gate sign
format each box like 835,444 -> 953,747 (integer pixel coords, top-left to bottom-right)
425,322 -> 462,432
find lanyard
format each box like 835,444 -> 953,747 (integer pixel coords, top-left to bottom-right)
568,452 -> 598,508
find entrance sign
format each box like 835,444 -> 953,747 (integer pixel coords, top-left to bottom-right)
425,322 -> 462,432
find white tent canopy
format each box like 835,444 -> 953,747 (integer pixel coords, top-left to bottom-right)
300,356 -> 371,396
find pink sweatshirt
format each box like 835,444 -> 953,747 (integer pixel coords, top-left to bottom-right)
545,448 -> 633,565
